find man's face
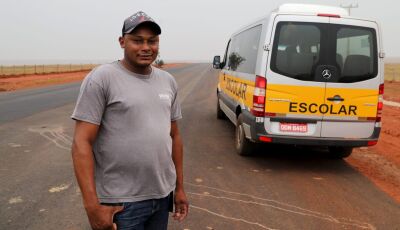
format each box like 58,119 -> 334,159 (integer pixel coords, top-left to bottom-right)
119,26 -> 159,68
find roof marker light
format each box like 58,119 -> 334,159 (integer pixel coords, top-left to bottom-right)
317,13 -> 340,18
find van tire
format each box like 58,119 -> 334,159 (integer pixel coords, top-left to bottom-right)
217,97 -> 226,119
235,114 -> 254,156
328,146 -> 353,159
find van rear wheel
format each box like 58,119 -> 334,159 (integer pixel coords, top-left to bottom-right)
235,114 -> 254,156
217,97 -> 226,119
328,146 -> 353,159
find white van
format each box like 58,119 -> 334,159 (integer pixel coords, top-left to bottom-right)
213,4 -> 384,158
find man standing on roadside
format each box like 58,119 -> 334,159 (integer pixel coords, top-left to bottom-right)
71,11 -> 188,230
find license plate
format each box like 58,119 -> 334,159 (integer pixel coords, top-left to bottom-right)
279,123 -> 308,133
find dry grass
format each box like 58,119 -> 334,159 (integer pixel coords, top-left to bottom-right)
2,62 -> 396,81
0,63 -> 185,76
0,64 -> 97,76
384,63 -> 400,82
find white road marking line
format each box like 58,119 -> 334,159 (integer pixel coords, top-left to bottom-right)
29,126 -> 72,151
383,99 -> 400,107
179,66 -> 211,104
313,177 -> 324,180
186,183 -> 375,230
8,143 -> 22,148
8,196 -> 23,204
49,183 -> 70,193
189,192 -> 341,222
191,205 -> 278,230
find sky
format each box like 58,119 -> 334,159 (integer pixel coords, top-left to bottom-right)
0,0 -> 399,64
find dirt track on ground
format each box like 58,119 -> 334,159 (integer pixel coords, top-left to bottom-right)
0,68 -> 399,203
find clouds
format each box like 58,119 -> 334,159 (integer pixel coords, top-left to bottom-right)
0,0 -> 398,64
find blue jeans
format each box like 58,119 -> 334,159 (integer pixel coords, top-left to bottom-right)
104,195 -> 171,230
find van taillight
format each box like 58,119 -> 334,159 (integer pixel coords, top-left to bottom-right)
259,136 -> 272,143
379,84 -> 384,95
376,84 -> 384,122
251,76 -> 266,117
368,141 -> 378,146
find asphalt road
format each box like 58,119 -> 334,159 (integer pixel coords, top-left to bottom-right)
0,63 -> 399,230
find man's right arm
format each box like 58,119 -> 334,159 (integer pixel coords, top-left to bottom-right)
72,121 -> 122,230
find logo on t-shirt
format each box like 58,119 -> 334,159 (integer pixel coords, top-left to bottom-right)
159,94 -> 170,100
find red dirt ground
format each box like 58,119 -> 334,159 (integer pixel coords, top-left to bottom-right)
346,99 -> 400,203
383,81 -> 400,103
346,81 -> 400,203
0,67 -> 399,203
0,71 -> 90,92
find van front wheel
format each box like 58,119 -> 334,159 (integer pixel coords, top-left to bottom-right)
328,146 -> 353,159
235,114 -> 254,156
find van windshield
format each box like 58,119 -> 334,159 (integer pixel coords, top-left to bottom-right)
270,22 -> 378,83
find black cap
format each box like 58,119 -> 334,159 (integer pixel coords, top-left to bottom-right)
122,11 -> 161,35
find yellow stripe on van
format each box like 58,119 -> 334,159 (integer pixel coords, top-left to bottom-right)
219,74 -> 255,108
266,84 -> 325,116
266,84 -> 378,117
325,87 -> 378,117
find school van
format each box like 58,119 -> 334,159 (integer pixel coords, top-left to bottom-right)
213,4 -> 384,158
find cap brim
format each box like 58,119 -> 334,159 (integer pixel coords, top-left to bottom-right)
125,21 -> 161,35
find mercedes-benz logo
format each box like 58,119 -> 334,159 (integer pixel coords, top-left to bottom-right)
322,69 -> 332,79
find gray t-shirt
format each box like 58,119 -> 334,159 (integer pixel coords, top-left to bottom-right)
71,61 -> 182,203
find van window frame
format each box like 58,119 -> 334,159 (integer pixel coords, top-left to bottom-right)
227,24 -> 262,74
270,21 -> 326,81
332,24 -> 378,83
222,40 -> 231,70
270,21 -> 378,83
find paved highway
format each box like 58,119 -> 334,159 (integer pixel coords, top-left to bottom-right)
0,63 -> 399,229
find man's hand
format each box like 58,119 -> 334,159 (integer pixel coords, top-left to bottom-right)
85,204 -> 123,230
173,189 -> 189,222
170,121 -> 188,221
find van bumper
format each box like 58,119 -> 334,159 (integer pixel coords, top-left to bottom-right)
241,110 -> 381,147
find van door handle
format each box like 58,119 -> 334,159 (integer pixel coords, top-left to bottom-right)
327,95 -> 344,102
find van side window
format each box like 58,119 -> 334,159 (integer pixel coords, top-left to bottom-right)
271,22 -> 321,81
227,25 -> 262,74
336,26 -> 377,82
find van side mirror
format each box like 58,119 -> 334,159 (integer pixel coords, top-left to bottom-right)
213,55 -> 221,69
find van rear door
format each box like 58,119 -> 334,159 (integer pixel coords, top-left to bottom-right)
320,18 -> 380,138
265,15 -> 329,137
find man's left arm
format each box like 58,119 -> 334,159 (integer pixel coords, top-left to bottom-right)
170,121 -> 189,222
